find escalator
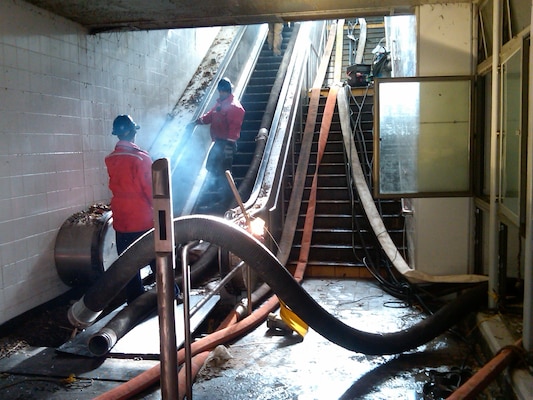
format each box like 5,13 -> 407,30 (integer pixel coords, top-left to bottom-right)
194,24 -> 294,213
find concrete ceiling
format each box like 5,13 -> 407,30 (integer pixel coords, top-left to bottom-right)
24,0 -> 474,33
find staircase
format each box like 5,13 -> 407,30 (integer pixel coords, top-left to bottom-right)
289,98 -> 361,276
286,17 -> 406,278
287,90 -> 406,278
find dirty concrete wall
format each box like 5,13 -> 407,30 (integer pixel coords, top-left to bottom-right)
0,0 -> 220,324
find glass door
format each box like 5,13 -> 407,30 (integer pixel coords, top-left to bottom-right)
500,49 -> 522,219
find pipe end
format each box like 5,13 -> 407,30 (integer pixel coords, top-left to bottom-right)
88,328 -> 117,357
67,297 -> 101,329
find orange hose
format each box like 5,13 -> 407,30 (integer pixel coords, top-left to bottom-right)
94,296 -> 279,400
446,339 -> 522,400
294,84 -> 337,282
177,350 -> 209,399
177,307 -> 240,399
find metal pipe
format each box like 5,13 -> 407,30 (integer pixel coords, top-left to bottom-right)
87,249 -> 217,357
152,158 -> 178,399
246,264 -> 253,316
67,230 -> 155,328
446,340 -> 522,400
67,297 -> 101,328
88,290 -> 157,356
523,0 -> 533,352
181,242 -> 196,400
189,260 -> 246,317
225,170 -> 250,225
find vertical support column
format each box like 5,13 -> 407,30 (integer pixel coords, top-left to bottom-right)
488,0 -> 502,309
523,0 -> 533,352
152,158 -> 178,399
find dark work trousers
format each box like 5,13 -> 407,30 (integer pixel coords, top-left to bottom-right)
205,139 -> 236,210
115,231 -> 181,304
115,230 -> 152,304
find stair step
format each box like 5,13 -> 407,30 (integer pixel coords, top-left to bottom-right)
286,88 -> 409,271
301,187 -> 350,201
285,262 -> 376,279
290,244 -> 357,262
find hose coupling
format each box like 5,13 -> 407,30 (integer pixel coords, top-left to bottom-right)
67,296 -> 102,329
88,327 -> 118,357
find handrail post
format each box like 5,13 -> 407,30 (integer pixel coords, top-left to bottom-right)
181,241 -> 198,399
152,158 -> 178,399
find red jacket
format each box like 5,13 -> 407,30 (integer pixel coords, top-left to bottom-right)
105,140 -> 153,233
198,93 -> 245,141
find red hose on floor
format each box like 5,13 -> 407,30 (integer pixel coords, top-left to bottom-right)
176,304 -> 240,398
446,339 -> 523,400
94,296 -> 280,400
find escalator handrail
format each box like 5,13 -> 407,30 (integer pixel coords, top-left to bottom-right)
235,21 -> 330,218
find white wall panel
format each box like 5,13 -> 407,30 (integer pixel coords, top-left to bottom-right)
408,3 -> 475,275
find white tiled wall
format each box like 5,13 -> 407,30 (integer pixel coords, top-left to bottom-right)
0,0 -> 220,324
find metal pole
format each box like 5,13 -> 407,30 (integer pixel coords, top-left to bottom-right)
181,242 -> 196,400
488,0 -> 501,309
224,170 -> 251,225
152,158 -> 178,399
247,263 -> 253,316
224,170 -> 253,314
189,260 -> 246,316
523,0 -> 533,351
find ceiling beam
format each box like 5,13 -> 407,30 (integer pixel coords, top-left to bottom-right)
23,0 -> 475,33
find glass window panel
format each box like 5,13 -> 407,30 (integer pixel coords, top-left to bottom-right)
375,77 -> 473,197
482,73 -> 493,197
501,50 -> 522,216
509,0 -> 530,38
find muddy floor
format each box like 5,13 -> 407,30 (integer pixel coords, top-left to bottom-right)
191,279 -> 510,400
0,279 -> 514,399
0,288 -> 82,358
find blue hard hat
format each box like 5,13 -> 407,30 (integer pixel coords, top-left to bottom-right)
112,115 -> 140,135
217,77 -> 232,93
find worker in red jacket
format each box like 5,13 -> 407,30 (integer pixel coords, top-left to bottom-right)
195,77 -> 245,213
105,115 -> 154,303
